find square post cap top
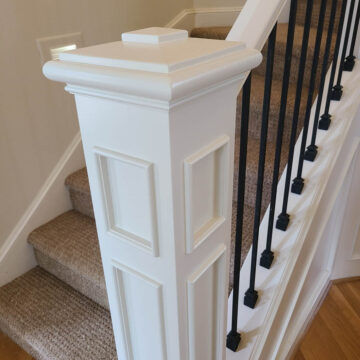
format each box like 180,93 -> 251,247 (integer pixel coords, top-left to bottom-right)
121,27 -> 188,44
43,27 -> 262,103
57,27 -> 252,74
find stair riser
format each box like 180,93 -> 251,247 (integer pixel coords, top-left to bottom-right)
233,162 -> 276,211
255,44 -> 324,89
68,189 -> 94,219
296,1 -> 341,29
34,248 -> 108,309
236,101 -> 301,143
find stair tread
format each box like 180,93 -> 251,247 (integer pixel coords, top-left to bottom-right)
191,23 -> 325,89
28,210 -> 105,291
191,23 -> 332,56
0,267 -> 116,360
243,136 -> 289,180
247,72 -> 305,110
190,26 -> 230,40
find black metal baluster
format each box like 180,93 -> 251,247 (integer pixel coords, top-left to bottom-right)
260,1 -> 298,269
276,0 -> 314,231
244,25 -> 277,309
291,0 -> 327,194
317,0 -> 348,135
344,0 -> 360,70
304,0 -> 338,160
319,0 -> 341,130
226,74 -> 252,352
332,0 -> 356,100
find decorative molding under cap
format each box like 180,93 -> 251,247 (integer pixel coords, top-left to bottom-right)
43,27 -> 262,106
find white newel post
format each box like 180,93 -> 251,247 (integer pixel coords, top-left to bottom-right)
43,28 -> 261,360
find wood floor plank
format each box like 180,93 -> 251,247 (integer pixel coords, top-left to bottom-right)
292,351 -> 306,360
299,315 -> 348,360
318,286 -> 360,359
292,280 -> 360,360
0,332 -> 34,360
337,281 -> 360,317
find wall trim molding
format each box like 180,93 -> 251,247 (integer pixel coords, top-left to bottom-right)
165,7 -> 243,32
0,132 -> 85,286
280,272 -> 332,359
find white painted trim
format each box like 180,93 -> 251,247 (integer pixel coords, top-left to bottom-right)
184,136 -> 229,254
165,7 -> 243,31
187,245 -> 227,360
328,136 -> 360,278
0,132 -> 85,286
166,9 -> 192,29
56,34 -> 252,358
95,146 -> 159,257
227,0 -> 288,49
280,271 -> 331,359
112,259 -> 167,360
263,128 -> 360,360
44,48 -> 261,108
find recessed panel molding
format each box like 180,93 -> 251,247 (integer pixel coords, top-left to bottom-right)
184,136 -> 230,253
95,147 -> 159,256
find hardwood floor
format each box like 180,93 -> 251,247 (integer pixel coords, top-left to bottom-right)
0,280 -> 359,359
293,279 -> 360,360
0,332 -> 34,360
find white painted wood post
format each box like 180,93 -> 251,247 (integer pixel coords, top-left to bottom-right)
43,27 -> 261,360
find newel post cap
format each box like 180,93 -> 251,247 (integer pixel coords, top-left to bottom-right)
43,27 -> 262,105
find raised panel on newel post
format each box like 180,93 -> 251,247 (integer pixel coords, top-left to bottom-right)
43,27 -> 261,360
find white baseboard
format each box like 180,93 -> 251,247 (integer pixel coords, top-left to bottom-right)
0,132 -> 85,286
279,271 -> 331,359
166,7 -> 243,32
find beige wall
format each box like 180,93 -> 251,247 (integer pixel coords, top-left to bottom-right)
193,0 -> 245,8
0,0 -> 191,248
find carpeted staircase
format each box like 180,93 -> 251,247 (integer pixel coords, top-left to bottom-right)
0,2 -> 338,358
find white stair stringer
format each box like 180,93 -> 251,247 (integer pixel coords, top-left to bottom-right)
226,62 -> 360,359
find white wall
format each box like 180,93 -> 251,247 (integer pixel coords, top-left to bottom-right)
0,0 -> 191,249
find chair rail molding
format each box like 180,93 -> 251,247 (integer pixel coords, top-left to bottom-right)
166,7 -> 243,31
0,132 -> 85,286
43,27 -> 261,360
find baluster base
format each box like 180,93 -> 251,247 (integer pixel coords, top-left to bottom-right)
276,212 -> 290,231
244,288 -> 259,309
304,144 -> 318,162
331,85 -> 343,101
260,249 -> 274,269
226,330 -> 241,352
344,55 -> 355,72
291,177 -> 304,194
319,113 -> 331,130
